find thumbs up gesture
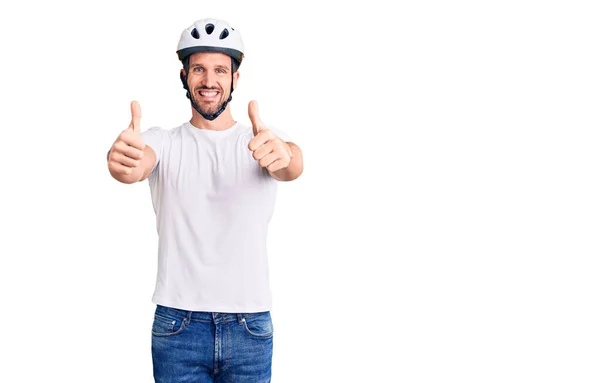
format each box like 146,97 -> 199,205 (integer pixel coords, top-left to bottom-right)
247,100 -> 292,173
107,101 -> 146,176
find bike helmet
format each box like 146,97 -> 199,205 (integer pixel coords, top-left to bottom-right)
177,18 -> 244,63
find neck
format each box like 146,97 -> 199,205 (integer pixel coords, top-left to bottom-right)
189,107 -> 236,131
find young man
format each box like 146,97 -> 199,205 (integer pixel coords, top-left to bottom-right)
106,18 -> 303,383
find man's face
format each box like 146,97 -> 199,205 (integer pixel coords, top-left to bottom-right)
183,52 -> 239,116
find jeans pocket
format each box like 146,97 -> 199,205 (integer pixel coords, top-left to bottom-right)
152,313 -> 187,337
241,312 -> 274,338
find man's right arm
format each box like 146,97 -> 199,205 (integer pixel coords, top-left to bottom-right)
107,101 -> 157,184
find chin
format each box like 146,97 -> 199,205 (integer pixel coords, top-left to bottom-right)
200,102 -> 225,114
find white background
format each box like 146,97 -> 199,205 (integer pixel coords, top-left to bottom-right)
0,0 -> 598,382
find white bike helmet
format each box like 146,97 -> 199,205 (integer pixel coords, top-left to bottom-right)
176,18 -> 244,64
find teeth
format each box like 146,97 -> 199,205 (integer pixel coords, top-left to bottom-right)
200,91 -> 218,97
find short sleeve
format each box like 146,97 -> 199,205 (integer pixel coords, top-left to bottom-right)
140,127 -> 164,173
270,126 -> 293,143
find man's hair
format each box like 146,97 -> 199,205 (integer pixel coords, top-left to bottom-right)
182,56 -> 240,75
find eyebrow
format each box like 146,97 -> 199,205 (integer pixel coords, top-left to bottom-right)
190,63 -> 229,71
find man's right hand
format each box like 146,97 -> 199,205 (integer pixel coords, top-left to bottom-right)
108,101 -> 146,178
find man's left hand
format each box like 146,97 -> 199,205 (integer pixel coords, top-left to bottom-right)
247,100 -> 293,173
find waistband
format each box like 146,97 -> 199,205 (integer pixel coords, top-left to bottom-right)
155,304 -> 269,324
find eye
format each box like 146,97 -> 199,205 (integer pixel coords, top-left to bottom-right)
193,67 -> 203,72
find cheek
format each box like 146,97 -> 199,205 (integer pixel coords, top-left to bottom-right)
222,81 -> 229,91
188,77 -> 199,89
221,81 -> 232,94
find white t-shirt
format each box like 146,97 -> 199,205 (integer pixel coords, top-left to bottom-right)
140,121 -> 291,313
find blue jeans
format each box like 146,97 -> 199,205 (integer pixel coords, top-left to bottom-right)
151,304 -> 274,383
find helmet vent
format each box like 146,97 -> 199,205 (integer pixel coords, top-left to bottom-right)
219,29 -> 229,40
191,28 -> 200,39
205,24 -> 215,34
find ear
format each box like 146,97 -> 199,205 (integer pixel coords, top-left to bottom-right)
180,69 -> 187,87
233,71 -> 240,89
180,69 -> 190,99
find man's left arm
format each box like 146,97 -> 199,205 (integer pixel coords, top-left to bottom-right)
247,100 -> 303,182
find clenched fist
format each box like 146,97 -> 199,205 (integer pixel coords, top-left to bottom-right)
108,101 -> 146,177
247,100 -> 292,173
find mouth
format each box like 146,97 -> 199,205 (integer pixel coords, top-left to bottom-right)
197,89 -> 220,101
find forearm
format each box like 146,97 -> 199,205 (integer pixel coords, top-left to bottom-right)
270,142 -> 303,181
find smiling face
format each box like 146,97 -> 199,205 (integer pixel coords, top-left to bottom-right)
182,52 -> 240,118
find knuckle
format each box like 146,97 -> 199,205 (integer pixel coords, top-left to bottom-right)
134,137 -> 144,147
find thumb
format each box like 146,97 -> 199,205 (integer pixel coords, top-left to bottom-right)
130,100 -> 142,134
248,100 -> 263,136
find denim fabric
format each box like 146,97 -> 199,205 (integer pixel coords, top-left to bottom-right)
151,304 -> 273,383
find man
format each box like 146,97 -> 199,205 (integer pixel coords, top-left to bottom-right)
106,18 -> 303,383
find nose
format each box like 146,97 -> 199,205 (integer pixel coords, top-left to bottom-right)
202,71 -> 218,89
